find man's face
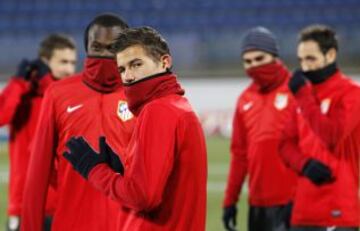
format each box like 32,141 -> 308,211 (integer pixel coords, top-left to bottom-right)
45,48 -> 77,79
297,40 -> 336,72
116,45 -> 171,84
87,25 -> 124,57
242,50 -> 275,70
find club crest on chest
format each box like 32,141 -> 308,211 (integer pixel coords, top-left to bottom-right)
117,100 -> 134,122
321,98 -> 331,115
274,93 -> 288,110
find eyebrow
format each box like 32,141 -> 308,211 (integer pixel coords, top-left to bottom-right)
91,41 -> 113,47
244,54 -> 264,59
129,58 -> 142,65
117,58 -> 142,71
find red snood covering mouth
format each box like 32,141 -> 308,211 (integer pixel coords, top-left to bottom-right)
246,60 -> 288,93
82,57 -> 122,93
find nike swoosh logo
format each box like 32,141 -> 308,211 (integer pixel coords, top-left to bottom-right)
67,104 -> 83,113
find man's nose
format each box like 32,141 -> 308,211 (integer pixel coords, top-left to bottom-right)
301,64 -> 310,72
124,71 -> 135,83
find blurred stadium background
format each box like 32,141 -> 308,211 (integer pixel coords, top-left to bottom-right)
1,0 -> 360,230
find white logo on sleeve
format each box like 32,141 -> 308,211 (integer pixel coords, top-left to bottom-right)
67,104 -> 83,113
242,102 -> 253,111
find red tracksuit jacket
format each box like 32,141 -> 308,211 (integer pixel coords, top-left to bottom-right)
224,67 -> 297,207
21,73 -> 135,231
280,70 -> 360,227
0,75 -> 56,216
87,74 -> 208,230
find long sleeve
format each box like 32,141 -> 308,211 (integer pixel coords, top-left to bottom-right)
21,89 -> 57,231
223,104 -> 248,207
0,79 -> 29,126
88,103 -> 177,212
279,104 -> 309,173
294,84 -> 360,149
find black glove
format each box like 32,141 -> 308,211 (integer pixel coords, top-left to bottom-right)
63,137 -> 107,179
14,59 -> 33,80
222,205 -> 237,231
29,59 -> 50,80
99,136 -> 124,175
289,69 -> 307,94
302,158 -> 333,185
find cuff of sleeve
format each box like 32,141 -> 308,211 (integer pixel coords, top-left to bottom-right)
7,205 -> 21,216
297,156 -> 311,174
88,163 -> 109,183
223,195 -> 238,208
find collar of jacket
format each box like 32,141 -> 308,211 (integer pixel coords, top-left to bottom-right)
304,62 -> 338,84
312,69 -> 344,94
124,70 -> 185,116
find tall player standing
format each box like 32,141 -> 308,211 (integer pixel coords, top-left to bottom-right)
281,25 -> 360,231
21,13 -> 135,231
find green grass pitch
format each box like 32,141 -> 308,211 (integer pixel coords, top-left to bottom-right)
0,137 -> 248,231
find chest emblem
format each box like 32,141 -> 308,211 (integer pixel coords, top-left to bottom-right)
320,98 -> 331,114
117,101 -> 134,122
242,101 -> 253,111
274,93 -> 288,111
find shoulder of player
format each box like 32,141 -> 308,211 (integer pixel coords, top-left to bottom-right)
46,74 -> 82,94
143,95 -> 190,118
339,81 -> 360,105
141,98 -> 199,132
236,84 -> 256,107
332,72 -> 360,98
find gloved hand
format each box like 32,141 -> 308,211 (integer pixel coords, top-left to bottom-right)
14,59 -> 33,80
289,69 -> 307,94
29,59 -> 50,80
99,136 -> 124,175
302,158 -> 333,185
222,205 -> 237,231
63,137 -> 107,179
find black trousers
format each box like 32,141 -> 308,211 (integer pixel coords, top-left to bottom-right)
291,227 -> 358,231
249,203 -> 292,231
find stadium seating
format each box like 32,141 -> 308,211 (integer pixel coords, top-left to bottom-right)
0,0 -> 359,74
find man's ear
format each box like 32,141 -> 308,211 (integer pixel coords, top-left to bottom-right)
161,54 -> 172,69
325,48 -> 337,64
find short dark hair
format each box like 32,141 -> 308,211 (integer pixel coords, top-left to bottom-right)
84,13 -> 129,51
38,33 -> 76,60
299,24 -> 338,54
112,26 -> 170,62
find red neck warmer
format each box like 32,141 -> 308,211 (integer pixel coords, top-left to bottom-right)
124,71 -> 185,115
246,60 -> 289,93
82,57 -> 122,93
